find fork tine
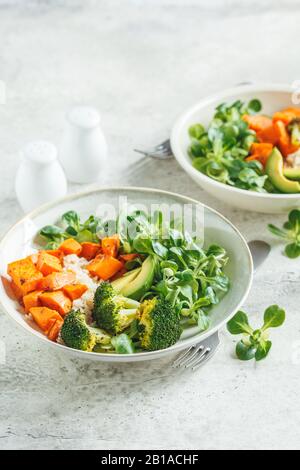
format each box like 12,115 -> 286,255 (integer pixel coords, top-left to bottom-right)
173,345 -> 195,367
134,144 -> 166,155
154,145 -> 169,153
134,139 -> 173,159
174,344 -> 204,368
160,147 -> 172,155
133,149 -> 172,159
133,148 -> 151,156
184,347 -> 211,369
179,345 -> 204,367
173,332 -> 220,371
173,350 -> 197,368
192,349 -> 214,371
155,139 -> 171,151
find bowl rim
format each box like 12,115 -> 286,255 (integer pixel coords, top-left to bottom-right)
170,83 -> 300,200
0,186 -> 253,361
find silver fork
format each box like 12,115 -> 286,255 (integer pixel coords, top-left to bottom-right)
173,239 -> 271,371
173,332 -> 220,371
134,139 -> 173,160
134,83 -> 254,160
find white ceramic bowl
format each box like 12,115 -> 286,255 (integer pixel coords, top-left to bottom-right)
0,187 -> 253,362
171,84 -> 300,214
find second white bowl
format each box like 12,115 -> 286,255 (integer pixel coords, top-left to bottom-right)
171,84 -> 300,214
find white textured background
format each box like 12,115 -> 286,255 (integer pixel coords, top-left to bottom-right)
1,0 -> 300,450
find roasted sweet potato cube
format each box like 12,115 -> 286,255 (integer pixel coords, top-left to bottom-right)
47,319 -> 63,342
62,284 -> 88,300
23,290 -> 43,313
101,235 -> 120,258
7,257 -> 43,296
10,280 -> 24,302
119,254 -> 139,262
37,252 -> 62,276
39,290 -> 72,316
1,277 -> 23,302
37,271 -> 76,291
243,114 -> 273,131
80,242 -> 101,261
44,249 -> 64,261
59,238 -> 82,256
29,306 -> 63,332
274,120 -> 299,157
86,255 -> 123,280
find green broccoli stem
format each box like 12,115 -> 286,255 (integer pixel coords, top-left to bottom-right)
114,296 -> 140,309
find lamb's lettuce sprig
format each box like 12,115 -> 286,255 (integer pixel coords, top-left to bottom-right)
227,305 -> 285,361
268,209 -> 300,258
39,210 -> 103,249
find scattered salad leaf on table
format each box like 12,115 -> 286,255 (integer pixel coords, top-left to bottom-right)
268,209 -> 300,258
227,305 -> 285,361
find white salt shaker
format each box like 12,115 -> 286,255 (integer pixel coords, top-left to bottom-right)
15,140 -> 67,213
59,106 -> 107,183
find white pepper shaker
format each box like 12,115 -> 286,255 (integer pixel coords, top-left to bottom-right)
59,106 -> 107,183
15,140 -> 67,213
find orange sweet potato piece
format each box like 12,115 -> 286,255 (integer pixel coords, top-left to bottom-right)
119,254 -> 139,262
86,255 -> 123,280
273,111 -> 294,125
246,155 -> 269,166
43,317 -> 57,335
243,115 -> 273,132
273,108 -> 300,125
37,271 -> 76,291
39,290 -> 72,316
62,284 -> 88,300
80,242 -> 101,261
44,249 -> 64,262
283,107 -> 300,115
30,250 -> 63,266
1,277 -> 22,302
47,319 -> 63,342
111,266 -> 127,281
10,280 -> 24,302
23,290 -> 43,313
37,252 -> 62,276
246,142 -> 274,167
29,306 -> 63,332
101,235 -> 120,258
256,124 -> 278,145
7,257 -> 43,296
274,120 -> 299,157
59,238 -> 82,256
250,142 -> 273,154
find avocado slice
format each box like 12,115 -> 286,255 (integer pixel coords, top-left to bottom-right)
111,267 -> 141,294
265,148 -> 300,193
119,256 -> 156,301
283,167 -> 300,181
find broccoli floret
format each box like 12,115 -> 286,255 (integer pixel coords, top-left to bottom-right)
137,297 -> 183,351
61,309 -> 111,352
288,118 -> 300,146
93,282 -> 140,335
